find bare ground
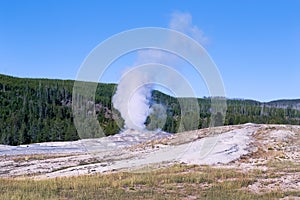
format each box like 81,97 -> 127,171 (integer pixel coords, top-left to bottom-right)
1,123 -> 299,194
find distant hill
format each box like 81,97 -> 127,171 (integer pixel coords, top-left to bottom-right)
0,73 -> 300,145
265,99 -> 300,110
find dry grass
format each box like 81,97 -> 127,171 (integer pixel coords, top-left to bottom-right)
1,164 -> 299,200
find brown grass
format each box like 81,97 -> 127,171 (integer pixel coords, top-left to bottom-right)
1,164 -> 299,200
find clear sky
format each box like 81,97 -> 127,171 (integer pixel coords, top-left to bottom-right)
0,0 -> 299,102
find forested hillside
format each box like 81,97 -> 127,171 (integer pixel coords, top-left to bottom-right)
150,91 -> 300,132
1,74 -> 300,145
0,74 -> 118,145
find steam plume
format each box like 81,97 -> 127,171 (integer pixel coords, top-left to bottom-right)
112,12 -> 206,130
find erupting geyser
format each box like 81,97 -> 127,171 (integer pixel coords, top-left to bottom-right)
112,11 -> 206,132
112,75 -> 153,130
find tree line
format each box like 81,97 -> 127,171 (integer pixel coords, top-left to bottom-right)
0,74 -> 300,145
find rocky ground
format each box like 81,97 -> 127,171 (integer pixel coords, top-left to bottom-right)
1,123 -> 299,195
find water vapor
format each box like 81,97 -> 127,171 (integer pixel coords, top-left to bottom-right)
112,11 -> 207,130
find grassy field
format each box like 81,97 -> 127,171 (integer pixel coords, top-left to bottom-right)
1,163 -> 299,200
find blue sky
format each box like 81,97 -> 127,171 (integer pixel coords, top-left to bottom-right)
0,0 -> 299,102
